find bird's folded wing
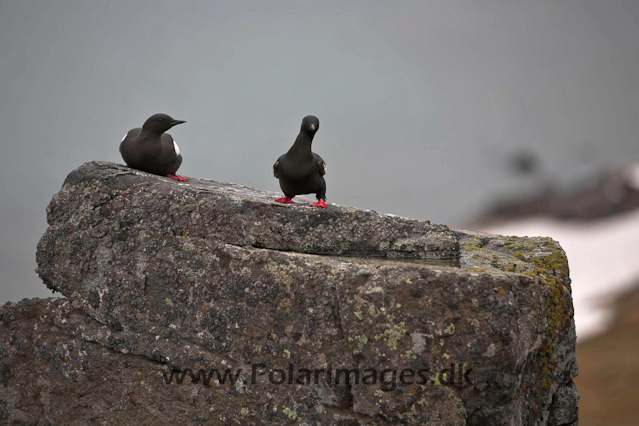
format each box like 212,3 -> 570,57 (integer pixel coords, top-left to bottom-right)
273,155 -> 283,178
314,153 -> 327,175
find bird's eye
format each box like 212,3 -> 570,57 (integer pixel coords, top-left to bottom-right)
158,118 -> 164,122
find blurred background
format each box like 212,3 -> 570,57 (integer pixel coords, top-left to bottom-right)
0,1 -> 638,423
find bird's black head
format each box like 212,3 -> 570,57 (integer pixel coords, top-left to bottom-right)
142,113 -> 186,134
300,115 -> 320,135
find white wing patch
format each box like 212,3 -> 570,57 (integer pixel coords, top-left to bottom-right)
121,133 -> 127,142
173,140 -> 181,155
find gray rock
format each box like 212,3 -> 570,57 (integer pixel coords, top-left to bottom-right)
0,162 -> 577,424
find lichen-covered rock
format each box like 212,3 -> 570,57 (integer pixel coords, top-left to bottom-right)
1,162 -> 577,424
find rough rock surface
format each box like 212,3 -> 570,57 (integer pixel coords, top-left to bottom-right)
0,162 -> 578,425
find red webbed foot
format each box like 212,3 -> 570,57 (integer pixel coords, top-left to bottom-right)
275,196 -> 293,204
168,174 -> 188,181
312,199 -> 327,209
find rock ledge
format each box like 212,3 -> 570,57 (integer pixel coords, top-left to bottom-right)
0,162 -> 578,425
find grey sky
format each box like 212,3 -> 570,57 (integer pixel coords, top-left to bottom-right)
1,0 -> 638,302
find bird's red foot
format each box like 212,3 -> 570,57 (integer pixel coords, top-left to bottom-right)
312,199 -> 327,209
168,174 -> 188,181
275,196 -> 293,204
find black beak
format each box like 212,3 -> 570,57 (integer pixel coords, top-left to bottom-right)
170,120 -> 186,126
